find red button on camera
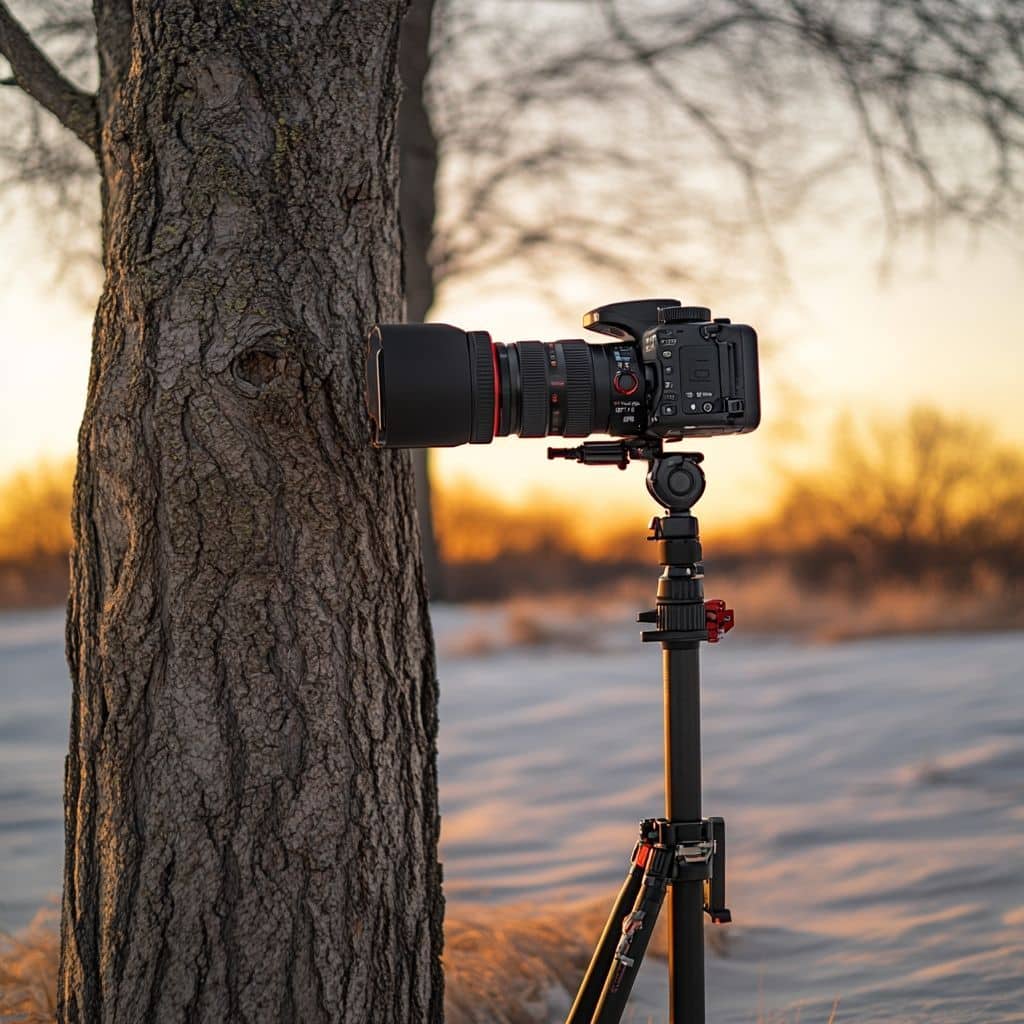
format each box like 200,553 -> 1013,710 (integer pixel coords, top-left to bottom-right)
614,371 -> 639,395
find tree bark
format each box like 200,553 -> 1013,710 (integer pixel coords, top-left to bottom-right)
398,0 -> 446,601
61,3 -> 443,1022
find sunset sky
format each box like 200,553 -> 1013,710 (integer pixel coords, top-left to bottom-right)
1,8 -> 1022,1024
3,204 -> 1019,530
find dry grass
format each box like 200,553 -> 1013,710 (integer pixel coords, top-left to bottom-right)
445,901 -> 596,1024
0,905 -> 58,1023
0,899 -> 828,1024
752,995 -> 841,1024
441,594 -> 618,657
444,897 -> 694,1024
0,901 -> 606,1024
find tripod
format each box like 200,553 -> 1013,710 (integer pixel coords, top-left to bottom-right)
548,440 -> 734,1024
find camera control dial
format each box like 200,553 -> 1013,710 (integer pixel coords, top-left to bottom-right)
659,306 -> 712,324
614,370 -> 639,396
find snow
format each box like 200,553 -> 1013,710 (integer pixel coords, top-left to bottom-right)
2,603 -> 1022,1021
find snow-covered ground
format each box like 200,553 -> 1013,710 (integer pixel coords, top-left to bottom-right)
2,604 -> 1023,1022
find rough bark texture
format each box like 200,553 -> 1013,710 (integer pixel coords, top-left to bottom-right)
398,0 -> 445,601
61,3 -> 444,1022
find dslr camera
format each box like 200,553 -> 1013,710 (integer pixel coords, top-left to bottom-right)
366,298 -> 760,448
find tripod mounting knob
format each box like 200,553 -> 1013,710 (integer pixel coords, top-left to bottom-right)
646,454 -> 706,511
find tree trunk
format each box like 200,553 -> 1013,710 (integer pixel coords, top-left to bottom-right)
398,0 -> 446,601
60,3 -> 444,1022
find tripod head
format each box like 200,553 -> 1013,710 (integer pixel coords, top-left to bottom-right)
547,439 -> 706,513
646,453 -> 705,512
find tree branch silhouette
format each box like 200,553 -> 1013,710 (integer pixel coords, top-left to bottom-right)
0,0 -> 96,152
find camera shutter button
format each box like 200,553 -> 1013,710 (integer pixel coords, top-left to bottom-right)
614,370 -> 639,395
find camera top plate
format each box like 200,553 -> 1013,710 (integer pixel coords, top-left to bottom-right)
583,298 -> 680,342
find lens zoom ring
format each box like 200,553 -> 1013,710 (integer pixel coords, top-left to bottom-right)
560,340 -> 595,437
468,331 -> 495,443
517,341 -> 549,437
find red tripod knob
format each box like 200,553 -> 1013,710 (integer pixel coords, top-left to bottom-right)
705,600 -> 734,642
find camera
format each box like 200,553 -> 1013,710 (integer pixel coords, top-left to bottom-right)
366,298 -> 760,447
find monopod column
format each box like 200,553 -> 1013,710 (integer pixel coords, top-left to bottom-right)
656,511 -> 707,1024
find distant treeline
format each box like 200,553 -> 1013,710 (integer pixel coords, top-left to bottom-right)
775,407 -> 1024,588
436,406 -> 1024,600
0,458 -> 74,608
2,408 -> 1022,607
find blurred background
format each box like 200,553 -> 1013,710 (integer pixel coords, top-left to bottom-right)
2,1 -> 1023,1021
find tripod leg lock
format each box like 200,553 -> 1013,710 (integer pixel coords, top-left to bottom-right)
637,816 -> 732,923
612,909 -> 648,967
705,817 -> 731,923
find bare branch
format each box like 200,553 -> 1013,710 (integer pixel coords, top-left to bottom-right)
601,0 -> 791,283
0,0 -> 97,154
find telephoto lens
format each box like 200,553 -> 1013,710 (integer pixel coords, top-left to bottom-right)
366,325 -> 614,446
365,299 -> 760,447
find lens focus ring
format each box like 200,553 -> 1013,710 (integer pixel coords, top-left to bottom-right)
560,340 -> 595,437
468,331 -> 495,443
517,341 -> 549,437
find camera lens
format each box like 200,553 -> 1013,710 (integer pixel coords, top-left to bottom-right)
367,325 -> 616,446
367,324 -> 497,446
509,339 -> 598,438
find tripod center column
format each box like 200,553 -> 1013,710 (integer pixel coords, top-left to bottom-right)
651,508 -> 706,819
652,502 -> 708,1024
664,644 -> 703,820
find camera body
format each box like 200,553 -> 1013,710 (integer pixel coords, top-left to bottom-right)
583,299 -> 760,440
366,298 -> 759,448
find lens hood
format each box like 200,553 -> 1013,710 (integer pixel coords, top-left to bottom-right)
367,323 -> 495,447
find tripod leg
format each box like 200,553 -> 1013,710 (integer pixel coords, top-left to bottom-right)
565,848 -> 645,1024
590,845 -> 672,1024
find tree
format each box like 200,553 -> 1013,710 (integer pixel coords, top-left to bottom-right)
399,0 -> 446,599
776,406 -> 1024,582
1,2 -> 444,1021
